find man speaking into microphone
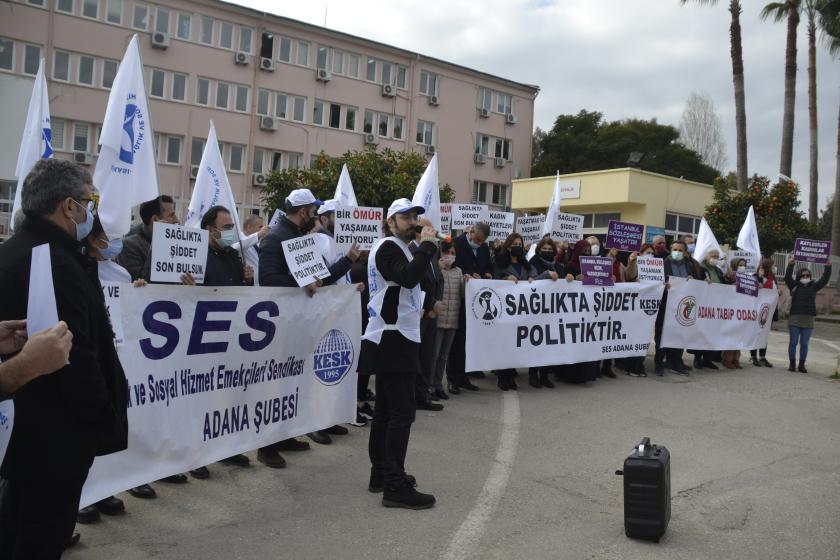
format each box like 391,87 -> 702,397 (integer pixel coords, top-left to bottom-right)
361,198 -> 439,509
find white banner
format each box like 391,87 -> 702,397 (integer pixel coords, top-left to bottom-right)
487,211 -> 515,242
452,204 -> 489,231
150,222 -> 209,284
661,278 -> 778,351
334,206 -> 383,251
636,256 -> 665,283
465,279 -> 664,371
550,212 -> 584,242
101,282 -> 127,346
282,233 -> 330,286
516,214 -> 544,246
80,284 -> 361,507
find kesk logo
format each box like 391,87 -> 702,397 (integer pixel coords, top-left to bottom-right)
758,303 -> 770,328
675,296 -> 698,327
639,297 -> 660,316
313,329 -> 354,386
471,288 -> 502,324
120,97 -> 145,165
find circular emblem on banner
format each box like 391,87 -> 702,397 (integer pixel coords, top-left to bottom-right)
639,298 -> 660,316
675,296 -> 698,327
120,102 -> 145,165
313,329 -> 354,386
471,288 -> 502,325
758,303 -> 770,328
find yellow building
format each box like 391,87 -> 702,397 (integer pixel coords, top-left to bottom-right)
511,168 -> 715,241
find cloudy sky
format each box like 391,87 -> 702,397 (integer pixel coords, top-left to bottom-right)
231,0 -> 840,213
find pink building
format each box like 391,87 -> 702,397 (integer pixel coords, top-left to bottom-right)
0,0 -> 538,236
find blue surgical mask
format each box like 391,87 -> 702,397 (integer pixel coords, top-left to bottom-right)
99,238 -> 123,259
687,243 -> 696,253
72,200 -> 94,241
218,229 -> 237,248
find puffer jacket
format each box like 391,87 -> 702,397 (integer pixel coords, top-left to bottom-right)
437,265 -> 463,329
785,262 -> 833,316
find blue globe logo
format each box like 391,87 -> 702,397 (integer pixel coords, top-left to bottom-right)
313,329 -> 354,386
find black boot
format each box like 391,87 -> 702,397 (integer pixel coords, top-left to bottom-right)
750,356 -> 761,367
497,372 -> 509,391
601,361 -> 616,378
508,372 -> 518,390
798,361 -> 808,373
539,371 -> 555,388
788,360 -> 796,372
528,370 -> 541,388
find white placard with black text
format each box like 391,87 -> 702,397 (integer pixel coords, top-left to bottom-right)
151,222 -> 209,284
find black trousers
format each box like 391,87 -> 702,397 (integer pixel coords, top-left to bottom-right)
0,473 -> 88,560
369,371 -> 416,489
415,317 -> 437,401
445,303 -> 469,385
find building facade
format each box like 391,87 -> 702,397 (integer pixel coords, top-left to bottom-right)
0,0 -> 538,238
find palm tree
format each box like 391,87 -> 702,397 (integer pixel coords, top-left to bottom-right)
805,0 -> 819,225
761,1 -> 802,180
680,1 -> 749,191
817,0 -> 840,256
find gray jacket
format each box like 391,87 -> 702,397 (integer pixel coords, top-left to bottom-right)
116,224 -> 152,281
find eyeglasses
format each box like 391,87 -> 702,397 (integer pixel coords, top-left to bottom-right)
76,193 -> 99,213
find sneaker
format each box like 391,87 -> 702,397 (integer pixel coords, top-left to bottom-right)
359,403 -> 375,420
257,448 -> 286,469
325,424 -> 349,436
625,370 -> 642,378
382,482 -> 436,510
670,364 -> 690,376
189,466 -> 210,479
220,454 -> 250,466
350,412 -> 368,427
416,400 -> 444,411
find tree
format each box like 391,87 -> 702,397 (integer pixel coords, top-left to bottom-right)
531,110 -> 721,183
816,0 -> 840,256
260,148 -> 454,215
805,0 -> 820,224
680,1 -> 749,191
705,175 -> 815,256
816,195 -> 834,239
678,91 -> 728,171
761,1 -> 802,180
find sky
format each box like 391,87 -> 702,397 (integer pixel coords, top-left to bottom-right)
230,0 -> 840,214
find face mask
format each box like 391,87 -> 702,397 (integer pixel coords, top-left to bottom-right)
440,255 -> 455,268
468,240 -> 480,250
687,243 -> 696,253
99,238 -> 123,259
510,246 -> 524,258
590,244 -> 600,255
671,250 -> 683,261
772,266 -> 778,275
642,252 -> 654,257
540,251 -> 555,261
708,258 -> 719,266
218,229 -> 237,248
72,200 -> 94,241
737,266 -> 746,273
800,277 -> 811,285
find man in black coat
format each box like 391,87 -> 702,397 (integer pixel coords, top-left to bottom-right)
117,194 -> 177,281
410,219 -> 444,410
0,159 -> 128,559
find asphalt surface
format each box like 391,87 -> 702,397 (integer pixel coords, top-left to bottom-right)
65,326 -> 840,560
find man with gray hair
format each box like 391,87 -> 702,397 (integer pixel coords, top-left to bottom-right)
0,158 -> 128,558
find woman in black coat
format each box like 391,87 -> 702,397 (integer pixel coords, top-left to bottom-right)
785,255 -> 833,373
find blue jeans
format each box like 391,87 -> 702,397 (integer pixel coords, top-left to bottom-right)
788,325 -> 813,363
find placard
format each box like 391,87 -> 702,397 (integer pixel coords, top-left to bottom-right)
487,211 -> 515,242
579,256 -> 614,286
735,272 -> 759,297
516,214 -> 545,246
451,204 -> 489,231
334,206 -> 383,251
150,222 -> 209,284
440,203 -> 452,236
730,250 -> 759,273
645,226 -> 666,244
606,220 -> 644,252
794,238 -> 831,264
282,233 -> 331,286
636,255 -> 665,283
550,212 -> 584,242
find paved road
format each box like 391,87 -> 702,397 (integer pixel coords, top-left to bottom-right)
66,329 -> 840,560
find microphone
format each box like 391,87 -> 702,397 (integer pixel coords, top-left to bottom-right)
413,225 -> 448,241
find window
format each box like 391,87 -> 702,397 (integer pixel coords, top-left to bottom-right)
51,119 -> 65,150
416,120 -> 433,145
316,45 -> 328,70
494,138 -> 511,160
473,181 -> 486,203
229,144 -> 244,172
396,65 -> 407,89
393,116 -> 404,140
297,41 -> 309,66
106,0 -> 121,24
239,27 -> 253,53
475,134 -> 489,156
287,153 -> 301,169
492,184 -> 508,206
53,50 -> 70,81
478,87 -> 492,111
215,81 -> 229,109
234,85 -> 249,112
260,32 -> 273,59
196,78 -> 209,105
347,54 -> 359,78
177,12 -> 191,40
345,107 -> 357,131
132,2 -> 148,30
92,124 -> 101,154
593,212 -> 621,228
363,111 -> 373,134
331,49 -> 343,74
190,137 -> 205,166
496,92 -> 512,114
150,69 -> 165,98
73,122 -> 89,152
78,55 -> 94,85
366,57 -> 376,81
82,0 -> 98,19
162,136 -> 180,164
252,148 -> 264,173
313,100 -> 324,126
171,73 -> 186,101
23,44 -> 40,75
329,103 -> 341,129
219,21 -> 233,49
57,0 -> 74,14
154,6 -> 169,34
419,70 -> 437,96
25,0 -> 45,6
270,151 -> 283,171
381,62 -> 392,85
102,59 -> 118,88
0,38 -> 13,71
292,96 -> 305,122
278,37 -> 291,62
378,113 -> 389,137
274,93 -> 286,118
257,89 -> 269,115
200,15 -> 213,45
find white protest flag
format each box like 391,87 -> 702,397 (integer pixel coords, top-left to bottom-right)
184,121 -> 242,234
694,217 -> 723,262
736,205 -> 761,258
527,171 -> 562,260
411,153 -> 441,230
94,35 -> 160,240
334,164 -> 358,207
11,58 -> 51,231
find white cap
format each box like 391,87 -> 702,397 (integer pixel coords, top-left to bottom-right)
387,198 -> 426,219
286,188 -> 322,208
317,199 -> 337,215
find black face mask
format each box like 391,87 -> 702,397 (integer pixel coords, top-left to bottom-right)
540,251 -> 555,261
510,246 -> 524,258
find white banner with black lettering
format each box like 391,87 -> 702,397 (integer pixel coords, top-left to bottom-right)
465,279 -> 664,371
661,278 -> 778,351
80,284 -> 360,507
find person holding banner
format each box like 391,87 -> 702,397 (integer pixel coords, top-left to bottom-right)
655,240 -> 698,376
784,256 -> 832,373
749,258 -> 781,367
621,246 -> 652,376
719,256 -> 747,370
118,195 -> 177,281
0,321 -> 72,399
0,159 -> 128,559
361,198 -> 438,509
690,248 -> 724,371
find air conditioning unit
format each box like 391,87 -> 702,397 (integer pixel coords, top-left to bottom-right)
494,157 -> 506,168
151,31 -> 170,49
478,107 -> 490,118
260,116 -> 278,131
381,83 -> 395,97
505,113 -> 516,124
234,51 -> 251,65
316,68 -> 331,82
252,172 -> 267,187
363,132 -> 378,145
474,153 -> 485,164
190,165 -> 199,178
260,57 -> 275,71
428,95 -> 439,106
73,151 -> 92,165
425,144 -> 436,155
